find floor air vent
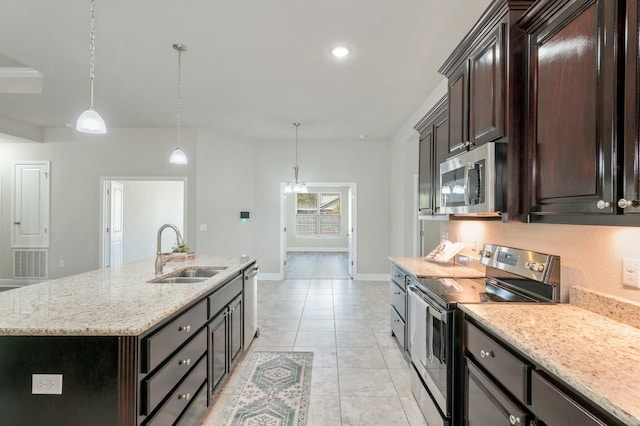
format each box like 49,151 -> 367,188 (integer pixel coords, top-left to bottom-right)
13,249 -> 48,279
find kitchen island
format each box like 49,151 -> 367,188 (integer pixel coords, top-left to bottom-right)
0,255 -> 257,426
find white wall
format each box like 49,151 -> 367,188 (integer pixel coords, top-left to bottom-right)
122,180 -> 185,262
286,185 -> 349,251
195,129 -> 256,259
389,78 -> 448,257
0,128 -> 197,279
253,137 -> 390,277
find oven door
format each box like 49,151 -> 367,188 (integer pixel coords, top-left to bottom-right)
409,286 -> 449,416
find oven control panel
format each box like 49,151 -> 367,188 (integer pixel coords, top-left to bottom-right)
480,244 -> 560,287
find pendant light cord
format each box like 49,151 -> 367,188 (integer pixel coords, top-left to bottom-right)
89,0 -> 96,109
294,122 -> 300,167
177,46 -> 183,149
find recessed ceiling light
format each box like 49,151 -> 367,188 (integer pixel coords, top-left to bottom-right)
330,46 -> 351,58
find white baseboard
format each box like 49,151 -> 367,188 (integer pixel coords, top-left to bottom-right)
0,278 -> 42,288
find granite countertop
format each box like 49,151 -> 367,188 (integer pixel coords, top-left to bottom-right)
459,288 -> 640,426
0,255 -> 257,337
390,256 -> 485,278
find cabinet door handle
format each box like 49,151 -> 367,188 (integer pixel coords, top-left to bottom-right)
393,291 -> 402,295
179,325 -> 191,332
509,414 -> 521,425
14,222 -> 21,225
596,200 -> 610,209
178,358 -> 191,366
480,350 -> 494,359
178,393 -> 191,401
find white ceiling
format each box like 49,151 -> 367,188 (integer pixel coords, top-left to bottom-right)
0,0 -> 492,140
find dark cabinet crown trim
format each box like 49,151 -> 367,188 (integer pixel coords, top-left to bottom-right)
414,95 -> 448,133
439,0 -> 534,76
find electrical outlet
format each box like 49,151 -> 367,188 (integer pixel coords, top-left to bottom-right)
32,374 -> 63,395
622,258 -> 640,288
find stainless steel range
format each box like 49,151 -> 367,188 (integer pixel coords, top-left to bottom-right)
408,244 -> 560,426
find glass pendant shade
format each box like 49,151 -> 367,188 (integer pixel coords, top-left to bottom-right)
169,147 -> 188,165
76,108 -> 106,134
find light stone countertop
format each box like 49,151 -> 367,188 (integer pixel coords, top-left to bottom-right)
459,299 -> 640,426
390,256 -> 485,278
0,255 -> 257,336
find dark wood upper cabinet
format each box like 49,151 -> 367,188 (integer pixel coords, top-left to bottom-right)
623,0 -> 640,214
439,0 -> 532,150
415,96 -> 448,215
519,0 -> 635,222
439,0 -> 534,220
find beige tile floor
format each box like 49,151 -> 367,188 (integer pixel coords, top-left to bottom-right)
203,279 -> 428,426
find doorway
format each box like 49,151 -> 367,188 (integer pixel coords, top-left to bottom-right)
99,177 -> 187,268
280,182 -> 357,280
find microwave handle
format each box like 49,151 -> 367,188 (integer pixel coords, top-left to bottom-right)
463,163 -> 471,206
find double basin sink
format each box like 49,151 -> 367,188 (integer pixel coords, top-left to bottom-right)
148,266 -> 227,284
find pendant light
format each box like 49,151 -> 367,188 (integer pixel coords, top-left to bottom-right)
76,0 -> 107,134
284,123 -> 308,194
169,43 -> 188,165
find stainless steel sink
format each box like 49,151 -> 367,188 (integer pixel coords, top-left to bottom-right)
148,266 -> 228,283
174,267 -> 227,278
153,276 -> 208,284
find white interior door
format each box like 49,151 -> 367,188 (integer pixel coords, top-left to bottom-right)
13,162 -> 50,248
108,181 -> 124,266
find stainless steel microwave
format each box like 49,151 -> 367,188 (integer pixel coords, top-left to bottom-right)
439,142 -> 506,216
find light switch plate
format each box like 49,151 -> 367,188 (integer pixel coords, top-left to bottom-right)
32,374 -> 63,394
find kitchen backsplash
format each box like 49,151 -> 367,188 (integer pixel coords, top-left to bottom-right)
441,221 -> 640,303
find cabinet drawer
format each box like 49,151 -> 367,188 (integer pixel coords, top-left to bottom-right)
142,328 -> 207,415
209,273 -> 242,318
390,265 -> 406,288
144,300 -> 207,373
144,356 -> 207,426
530,370 -> 606,426
390,306 -> 405,349
175,382 -> 208,426
390,281 -> 406,320
465,321 -> 529,401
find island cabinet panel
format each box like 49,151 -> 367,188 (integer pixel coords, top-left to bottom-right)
518,0 -> 640,224
143,357 -> 207,426
143,299 -> 208,374
0,336 -> 129,426
142,328 -> 207,415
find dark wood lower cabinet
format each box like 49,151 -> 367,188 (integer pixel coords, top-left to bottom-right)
466,359 -> 530,426
209,309 -> 229,394
464,317 -> 625,426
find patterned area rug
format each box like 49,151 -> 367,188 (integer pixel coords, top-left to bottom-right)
216,351 -> 313,426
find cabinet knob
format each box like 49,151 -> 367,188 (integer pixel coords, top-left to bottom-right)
509,414 -> 521,425
393,291 -> 401,295
179,325 -> 191,332
178,358 -> 191,366
618,199 -> 640,209
178,393 -> 191,401
480,350 -> 494,359
596,200 -> 610,209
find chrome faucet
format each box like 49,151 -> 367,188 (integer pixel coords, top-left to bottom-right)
155,223 -> 186,275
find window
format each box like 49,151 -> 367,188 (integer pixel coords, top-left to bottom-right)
296,192 -> 341,237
